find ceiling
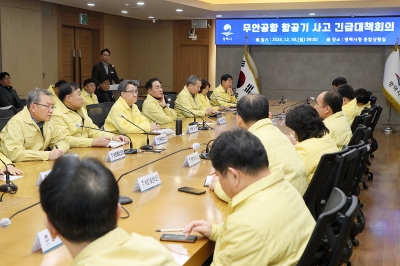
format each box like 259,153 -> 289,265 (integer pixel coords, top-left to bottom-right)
43,0 -> 400,21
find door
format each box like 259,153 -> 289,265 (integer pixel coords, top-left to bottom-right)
180,45 -> 208,89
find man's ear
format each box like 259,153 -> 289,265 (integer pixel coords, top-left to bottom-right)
236,115 -> 245,128
46,218 -> 58,240
116,203 -> 122,221
227,167 -> 241,188
268,112 -> 272,119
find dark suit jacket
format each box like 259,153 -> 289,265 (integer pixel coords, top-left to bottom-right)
91,61 -> 121,85
94,89 -> 115,103
0,85 -> 23,114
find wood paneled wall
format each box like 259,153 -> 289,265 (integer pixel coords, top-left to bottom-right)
0,0 -> 42,97
41,2 -> 58,88
130,20 -> 174,91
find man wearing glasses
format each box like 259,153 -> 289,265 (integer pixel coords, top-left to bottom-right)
104,80 -> 159,134
0,88 -> 69,162
91,48 -> 121,85
0,72 -> 24,114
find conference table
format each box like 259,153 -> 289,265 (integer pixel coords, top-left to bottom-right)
0,101 -> 291,266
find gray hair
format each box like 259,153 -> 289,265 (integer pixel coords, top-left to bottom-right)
27,88 -> 53,109
118,80 -> 139,92
186,75 -> 201,86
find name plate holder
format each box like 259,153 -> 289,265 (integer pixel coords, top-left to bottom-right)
105,147 -> 126,162
152,133 -> 168,145
36,170 -> 51,186
31,229 -> 63,254
216,116 -> 226,125
133,171 -> 162,192
183,152 -> 201,167
186,125 -> 198,134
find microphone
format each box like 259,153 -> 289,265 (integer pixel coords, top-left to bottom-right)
278,97 -> 316,120
199,139 -> 214,160
76,123 -> 137,154
279,96 -> 287,104
119,114 -> 153,150
174,101 -> 198,126
190,142 -> 201,151
214,94 -> 232,103
1,202 -> 40,228
0,158 -> 18,201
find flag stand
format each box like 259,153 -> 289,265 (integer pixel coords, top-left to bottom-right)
382,103 -> 396,134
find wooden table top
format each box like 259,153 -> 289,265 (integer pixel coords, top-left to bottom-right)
0,101 -> 291,266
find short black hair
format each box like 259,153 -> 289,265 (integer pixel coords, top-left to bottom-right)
54,80 -> 67,88
332,77 -> 347,87
285,104 -> 329,142
145,78 -> 160,90
322,91 -> 342,113
40,156 -> 119,243
58,82 -> 80,101
83,78 -> 96,87
354,88 -> 371,105
99,76 -> 110,84
0,72 -> 10,80
221,74 -> 233,83
200,79 -> 210,92
100,48 -> 111,55
237,94 -> 269,123
210,129 -> 269,177
337,84 -> 355,100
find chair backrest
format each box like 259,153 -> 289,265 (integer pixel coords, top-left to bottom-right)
348,125 -> 371,146
86,104 -> 107,128
207,91 -> 213,100
370,95 -> 377,106
351,113 -> 371,133
334,148 -> 361,196
303,146 -> 349,220
100,102 -> 114,115
135,99 -> 144,112
298,188 -> 347,266
368,105 -> 382,133
346,143 -> 370,195
0,117 -> 11,131
0,109 -> 14,119
165,94 -> 176,109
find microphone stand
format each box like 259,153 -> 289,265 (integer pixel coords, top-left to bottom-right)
174,101 -> 211,130
199,139 -> 215,160
119,115 -> 153,150
77,124 -> 137,154
0,158 -> 18,202
278,97 -> 315,120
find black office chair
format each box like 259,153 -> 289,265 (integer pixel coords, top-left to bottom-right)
20,99 -> 27,106
135,99 -> 144,112
348,125 -> 371,146
303,147 -> 349,220
350,113 -> 371,133
0,117 -> 11,131
0,109 -> 14,119
100,102 -> 114,116
165,94 -> 176,109
370,95 -> 377,106
207,91 -> 213,100
346,141 -> 371,191
298,188 -> 347,266
86,104 -> 107,128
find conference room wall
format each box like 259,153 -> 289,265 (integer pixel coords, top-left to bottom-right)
130,20 -> 174,92
216,45 -> 400,128
0,0 -> 43,98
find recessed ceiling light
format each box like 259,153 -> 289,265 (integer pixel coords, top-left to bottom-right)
216,15 -> 222,18
309,13 -> 316,16
148,16 -> 154,19
176,9 -> 183,12
121,10 -> 128,14
137,2 -> 144,5
87,3 -> 95,6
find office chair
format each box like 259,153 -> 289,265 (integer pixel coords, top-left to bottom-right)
0,117 -> 11,131
135,99 -> 144,112
86,104 -> 107,128
348,125 -> 371,146
369,95 -> 377,106
165,94 -> 176,109
100,102 -> 114,115
0,109 -> 14,119
350,114 -> 371,133
298,188 -> 347,266
207,91 -> 213,100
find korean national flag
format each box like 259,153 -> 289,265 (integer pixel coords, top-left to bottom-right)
382,43 -> 400,113
236,46 -> 260,100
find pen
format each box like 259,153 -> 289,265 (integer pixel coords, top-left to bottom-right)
155,228 -> 184,232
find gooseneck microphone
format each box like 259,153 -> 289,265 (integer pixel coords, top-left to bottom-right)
174,101 -> 211,130
199,139 -> 215,160
214,94 -> 233,103
0,158 -> 18,202
76,123 -> 137,154
278,97 -> 316,120
1,202 -> 40,228
119,114 -> 153,151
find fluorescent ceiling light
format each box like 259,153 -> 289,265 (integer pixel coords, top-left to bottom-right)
176,9 -> 183,12
309,12 -> 316,15
87,3 -> 95,6
216,14 -> 222,17
149,16 -> 154,19
137,2 -> 144,5
121,10 -> 128,14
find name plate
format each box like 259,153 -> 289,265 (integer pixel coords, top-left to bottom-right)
152,133 -> 168,145
133,171 -> 161,192
271,118 -> 277,127
105,147 -> 126,162
36,170 -> 51,186
186,125 -> 198,134
183,152 -> 201,167
31,229 -> 63,254
216,117 -> 226,125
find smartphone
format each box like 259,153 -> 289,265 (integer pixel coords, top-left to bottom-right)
160,234 -> 197,243
178,187 -> 206,195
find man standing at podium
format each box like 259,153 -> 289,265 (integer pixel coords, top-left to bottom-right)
91,48 -> 121,85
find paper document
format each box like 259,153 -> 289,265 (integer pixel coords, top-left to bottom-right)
0,175 -> 23,181
107,141 -> 125,148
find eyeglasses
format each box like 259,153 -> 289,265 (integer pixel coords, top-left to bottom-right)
34,103 -> 56,110
2,76 -> 11,80
124,90 -> 139,95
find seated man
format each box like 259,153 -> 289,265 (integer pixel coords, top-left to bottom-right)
95,77 -> 115,103
211,94 -> 307,202
174,75 -> 214,119
184,129 -> 315,265
314,91 -> 352,149
0,88 -> 69,162
0,72 -> 23,114
40,156 -> 178,266
337,84 -> 359,124
142,78 -> 177,125
82,78 -> 99,107
51,83 -> 128,148
210,74 -> 238,108
104,80 -> 159,134
47,80 -> 67,104
354,88 -> 372,110
331,76 -> 347,90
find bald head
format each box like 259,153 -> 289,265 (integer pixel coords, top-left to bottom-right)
236,94 -> 270,126
314,91 -> 342,120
